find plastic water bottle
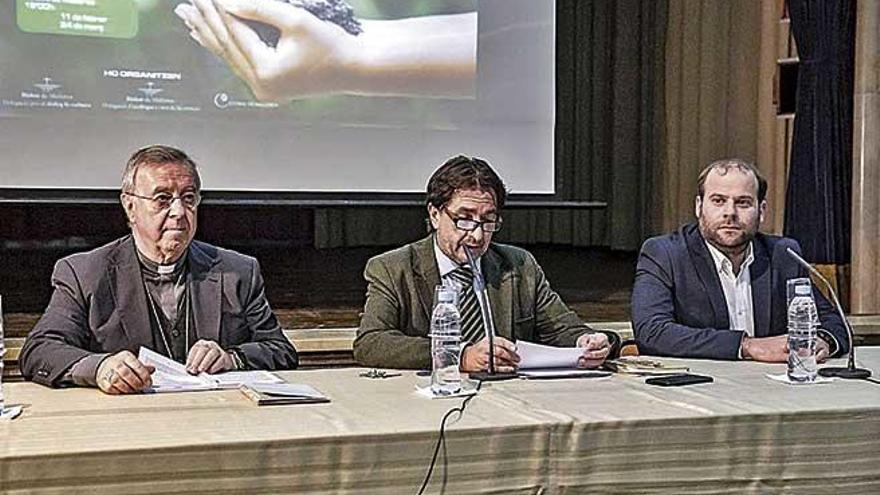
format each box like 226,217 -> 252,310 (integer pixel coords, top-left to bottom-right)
787,284 -> 818,383
430,286 -> 462,396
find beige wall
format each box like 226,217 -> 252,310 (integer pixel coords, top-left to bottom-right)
662,0 -> 789,235
664,1 -> 878,313
851,0 -> 880,314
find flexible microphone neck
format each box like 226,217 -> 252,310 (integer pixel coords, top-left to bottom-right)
464,247 -> 485,292
785,247 -> 859,372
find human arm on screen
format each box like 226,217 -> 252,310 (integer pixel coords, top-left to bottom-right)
175,0 -> 477,101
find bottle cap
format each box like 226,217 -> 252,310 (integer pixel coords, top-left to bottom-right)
435,287 -> 456,304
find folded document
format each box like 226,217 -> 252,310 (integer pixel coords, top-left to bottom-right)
138,347 -> 284,393
517,341 -> 583,369
240,383 -> 330,405
604,356 -> 690,375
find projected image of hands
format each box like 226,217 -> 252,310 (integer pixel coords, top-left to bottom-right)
174,0 -> 477,101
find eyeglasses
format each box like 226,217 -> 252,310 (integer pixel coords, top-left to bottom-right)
124,191 -> 201,211
443,208 -> 502,233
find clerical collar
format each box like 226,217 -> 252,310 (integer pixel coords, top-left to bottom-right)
135,248 -> 188,278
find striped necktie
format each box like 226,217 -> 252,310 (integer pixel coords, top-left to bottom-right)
447,265 -> 485,344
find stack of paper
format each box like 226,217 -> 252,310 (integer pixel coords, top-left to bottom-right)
604,356 -> 690,375
239,383 -> 330,405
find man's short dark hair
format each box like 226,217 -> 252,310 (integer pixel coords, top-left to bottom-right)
121,145 -> 201,193
426,155 -> 507,209
697,158 -> 767,203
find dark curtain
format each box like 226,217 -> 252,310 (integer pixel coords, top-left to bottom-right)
538,0 -> 667,250
784,0 -> 856,263
316,0 -> 667,250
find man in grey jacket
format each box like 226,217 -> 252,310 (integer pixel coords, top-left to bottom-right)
21,145 -> 297,393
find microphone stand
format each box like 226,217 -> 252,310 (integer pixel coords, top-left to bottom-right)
464,247 -> 517,382
786,247 -> 871,379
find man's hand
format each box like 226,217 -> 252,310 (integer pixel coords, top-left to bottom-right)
575,332 -> 611,368
96,351 -> 155,394
741,334 -> 831,363
186,339 -> 236,374
816,337 -> 831,363
741,335 -> 789,362
175,0 -> 355,101
460,336 -> 519,373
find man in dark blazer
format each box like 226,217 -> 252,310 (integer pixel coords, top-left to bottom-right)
20,145 -> 297,393
632,159 -> 846,361
354,156 -> 619,371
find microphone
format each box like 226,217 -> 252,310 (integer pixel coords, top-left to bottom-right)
785,247 -> 871,379
464,246 -> 517,382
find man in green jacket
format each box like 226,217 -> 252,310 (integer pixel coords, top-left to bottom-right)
353,155 -> 619,372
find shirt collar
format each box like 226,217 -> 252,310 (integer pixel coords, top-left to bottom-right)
705,240 -> 754,275
433,238 -> 481,278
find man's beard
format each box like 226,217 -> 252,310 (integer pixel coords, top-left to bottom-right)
699,218 -> 757,254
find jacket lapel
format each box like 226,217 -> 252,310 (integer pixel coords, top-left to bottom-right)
412,236 -> 514,340
411,236 -> 440,324
481,246 -> 514,341
684,225 -> 730,328
107,236 -> 153,349
749,239 -> 772,337
188,241 -> 221,342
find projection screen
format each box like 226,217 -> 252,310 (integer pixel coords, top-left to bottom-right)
0,0 -> 555,194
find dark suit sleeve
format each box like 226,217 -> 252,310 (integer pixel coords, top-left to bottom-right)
814,289 -> 848,357
353,256 -> 431,369
20,259 -> 99,387
528,254 -> 620,354
228,258 -> 299,370
632,238 -> 744,360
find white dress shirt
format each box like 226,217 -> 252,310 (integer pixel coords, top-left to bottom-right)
705,241 -> 756,337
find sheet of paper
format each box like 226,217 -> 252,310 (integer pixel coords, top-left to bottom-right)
516,341 -> 583,369
139,346 -> 187,375
212,370 -> 284,389
248,383 -> 326,399
0,405 -> 23,420
139,347 -> 286,392
138,347 -> 213,393
414,384 -> 479,400
765,373 -> 834,385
